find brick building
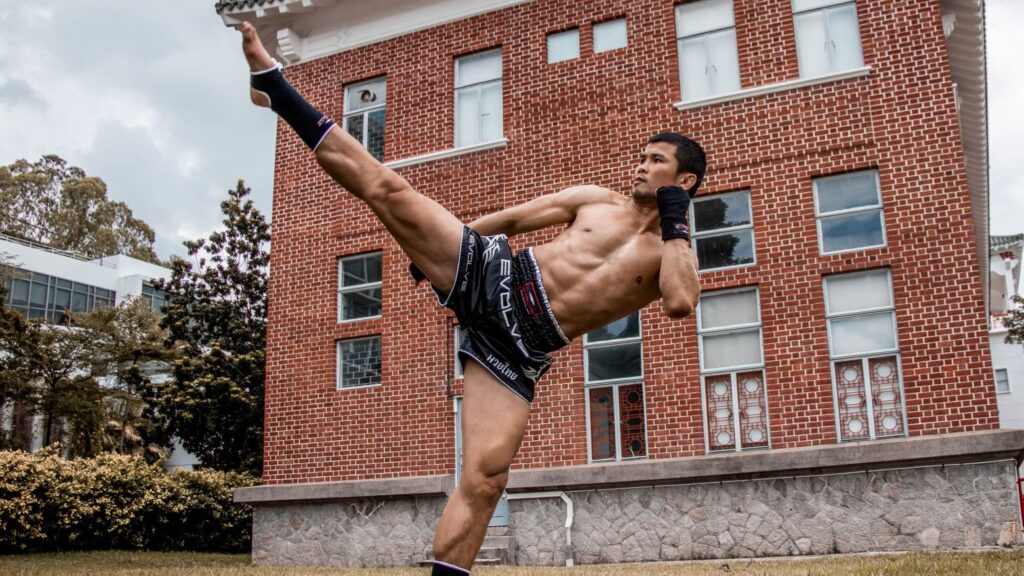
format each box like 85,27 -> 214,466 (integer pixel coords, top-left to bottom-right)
217,0 -> 1024,566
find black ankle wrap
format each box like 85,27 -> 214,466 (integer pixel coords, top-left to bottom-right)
250,66 -> 335,151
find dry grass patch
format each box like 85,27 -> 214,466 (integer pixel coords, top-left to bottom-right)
0,550 -> 1022,575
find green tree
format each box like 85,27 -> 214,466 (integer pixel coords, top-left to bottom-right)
154,181 -> 269,475
0,282 -> 38,450
1004,294 -> 1024,345
0,155 -> 160,263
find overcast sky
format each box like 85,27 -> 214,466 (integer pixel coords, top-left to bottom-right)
0,1 -> 1020,261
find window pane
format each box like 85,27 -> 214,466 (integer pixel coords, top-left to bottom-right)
707,28 -> 740,94
737,371 -> 768,448
702,330 -> 761,370
586,312 -> 640,343
29,282 -> 47,307
677,0 -> 735,37
827,4 -> 863,71
825,269 -> 891,314
54,288 -> 71,309
794,10 -> 829,78
10,279 -> 29,306
695,193 -> 750,233
995,369 -> 1010,393
366,109 -> 385,162
338,337 -> 381,389
341,288 -> 382,320
679,36 -> 711,102
869,356 -> 903,437
700,290 -> 757,330
341,255 -> 382,287
548,29 -> 580,63
587,342 -> 642,382
793,0 -> 851,12
834,359 -> 870,440
456,50 -> 501,87
815,171 -> 878,213
344,78 -> 386,113
480,81 -> 503,143
594,18 -> 627,53
695,230 -> 754,270
55,278 -> 72,289
820,210 -> 884,253
830,311 -> 895,356
345,114 -> 365,145
455,87 -> 480,147
705,374 -> 735,450
588,387 -> 616,460
618,384 -> 646,458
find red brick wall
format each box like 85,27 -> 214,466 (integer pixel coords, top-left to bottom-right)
262,0 -> 997,484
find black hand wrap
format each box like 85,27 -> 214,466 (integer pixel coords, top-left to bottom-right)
409,262 -> 427,283
656,186 -> 692,241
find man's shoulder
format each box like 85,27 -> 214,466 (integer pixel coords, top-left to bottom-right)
565,185 -> 621,205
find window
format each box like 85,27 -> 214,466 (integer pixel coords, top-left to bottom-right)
337,336 -> 382,390
3,272 -> 115,322
344,77 -> 387,162
814,170 -> 885,254
141,283 -> 167,314
690,190 -> 755,271
584,312 -> 645,462
824,269 -> 905,441
594,18 -> 628,53
675,0 -> 741,101
547,29 -> 580,63
454,324 -> 467,378
792,0 -> 864,78
697,288 -> 769,452
995,369 -> 1011,394
338,253 -> 382,322
455,49 -> 503,148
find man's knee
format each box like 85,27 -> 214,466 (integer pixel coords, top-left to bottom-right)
458,467 -> 508,508
361,168 -> 410,205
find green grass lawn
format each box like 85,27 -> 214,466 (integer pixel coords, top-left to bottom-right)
0,550 -> 1022,575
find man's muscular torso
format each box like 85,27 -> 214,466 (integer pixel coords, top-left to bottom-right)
532,191 -> 675,339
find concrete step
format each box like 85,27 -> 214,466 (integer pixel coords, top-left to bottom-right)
482,534 -> 513,548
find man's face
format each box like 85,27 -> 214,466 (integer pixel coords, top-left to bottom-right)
631,142 -> 695,198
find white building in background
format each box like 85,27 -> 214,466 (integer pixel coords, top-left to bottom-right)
989,234 -> 1024,475
0,233 -> 199,470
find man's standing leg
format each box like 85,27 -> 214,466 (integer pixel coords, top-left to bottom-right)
432,360 -> 531,573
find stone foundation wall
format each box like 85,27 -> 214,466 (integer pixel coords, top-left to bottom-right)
251,496 -> 446,567
509,461 -> 1022,565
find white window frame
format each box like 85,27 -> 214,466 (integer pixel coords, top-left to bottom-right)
547,28 -> 580,63
593,17 -> 628,54
337,252 -> 383,323
696,287 -> 770,453
343,77 -> 387,161
823,269 -> 908,442
583,312 -> 648,463
792,0 -> 864,78
675,0 -> 741,102
336,335 -> 382,391
813,170 -> 886,255
995,368 -> 1011,394
454,48 -> 503,148
689,190 -> 756,272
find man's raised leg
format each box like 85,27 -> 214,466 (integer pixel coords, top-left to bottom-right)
239,22 -> 464,295
432,360 -> 531,572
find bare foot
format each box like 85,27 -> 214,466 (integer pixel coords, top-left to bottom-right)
240,22 -> 274,108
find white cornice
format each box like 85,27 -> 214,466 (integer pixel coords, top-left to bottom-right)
218,0 -> 535,67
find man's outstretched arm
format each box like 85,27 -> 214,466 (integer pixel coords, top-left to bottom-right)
468,185 -> 617,237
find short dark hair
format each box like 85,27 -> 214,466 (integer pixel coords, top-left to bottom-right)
648,132 -> 706,196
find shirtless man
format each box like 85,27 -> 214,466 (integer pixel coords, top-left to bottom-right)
238,22 -> 703,575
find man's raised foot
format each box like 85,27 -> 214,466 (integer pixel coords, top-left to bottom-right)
239,21 -> 275,108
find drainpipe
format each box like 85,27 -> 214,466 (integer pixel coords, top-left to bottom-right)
506,491 -> 574,567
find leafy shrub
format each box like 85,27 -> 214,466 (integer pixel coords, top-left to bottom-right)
0,449 -> 256,553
